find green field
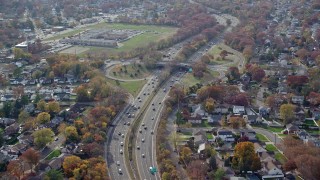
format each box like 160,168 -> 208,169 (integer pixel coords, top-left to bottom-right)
181,70 -> 219,87
256,133 -> 270,142
206,133 -> 214,139
46,23 -> 177,56
109,64 -> 150,80
266,144 -> 277,152
45,149 -> 61,160
106,78 -> 147,97
265,126 -> 283,133
275,152 -> 287,164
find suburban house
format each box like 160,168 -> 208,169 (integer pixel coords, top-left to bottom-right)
233,106 -> 245,115
187,104 -> 206,124
0,118 -> 16,126
213,104 -> 229,114
261,161 -> 284,180
283,124 -> 299,134
243,114 -> 261,124
215,129 -> 235,142
239,129 -> 257,142
208,114 -> 222,123
255,143 -> 284,180
292,96 -> 304,105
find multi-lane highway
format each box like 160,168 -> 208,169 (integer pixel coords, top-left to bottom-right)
106,75 -> 160,180
134,73 -> 184,180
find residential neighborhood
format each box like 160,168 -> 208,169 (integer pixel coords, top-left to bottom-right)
0,0 -> 320,180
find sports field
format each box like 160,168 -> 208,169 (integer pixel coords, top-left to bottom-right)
46,22 -> 177,56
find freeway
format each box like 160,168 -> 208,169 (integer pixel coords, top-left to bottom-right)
135,72 -> 185,180
106,75 -> 160,180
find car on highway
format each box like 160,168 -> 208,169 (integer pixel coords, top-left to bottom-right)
116,161 -> 120,166
142,154 -> 145,158
118,132 -> 122,136
121,134 -> 125,138
142,139 -> 145,143
137,146 -> 140,150
151,131 -> 154,134
120,149 -> 123,154
142,123 -> 145,126
123,122 -> 127,125
139,129 -> 142,133
118,169 -> 122,174
151,117 -> 154,120
127,122 -> 130,126
120,142 -> 123,146
144,126 -> 147,130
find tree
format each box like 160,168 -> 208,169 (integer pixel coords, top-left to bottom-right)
46,101 -> 60,114
20,148 -> 40,173
283,159 -> 297,172
7,159 -> 25,179
280,104 -> 296,124
232,142 -> 261,173
226,67 -> 240,81
44,169 -> 63,180
209,156 -> 217,170
63,155 -> 82,177
37,100 -> 46,111
220,50 -> 228,59
2,101 -> 12,118
36,112 -> 50,124
18,110 -> 30,123
64,126 -> 79,143
180,147 -> 192,166
76,85 -> 91,102
205,98 -> 216,113
32,128 -> 54,148
214,168 -> 226,180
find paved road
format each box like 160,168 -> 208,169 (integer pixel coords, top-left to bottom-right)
134,72 -> 185,180
106,75 -> 159,180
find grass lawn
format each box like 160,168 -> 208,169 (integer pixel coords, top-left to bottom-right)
192,120 -> 211,128
266,144 -> 277,152
304,119 -> 316,126
45,149 -> 61,160
256,133 -> 270,142
106,78 -> 147,97
181,69 -> 218,87
277,134 -> 288,138
306,129 -> 320,135
275,152 -> 287,164
266,126 -> 283,133
180,131 -> 193,136
109,64 -> 150,80
206,133 -> 214,139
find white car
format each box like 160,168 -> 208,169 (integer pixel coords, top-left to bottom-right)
116,161 -> 120,166
142,154 -> 145,158
120,149 -> 123,154
142,139 -> 145,143
118,169 -> 122,174
120,142 -> 123,146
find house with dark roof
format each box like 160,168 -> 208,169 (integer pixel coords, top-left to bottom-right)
283,124 -> 299,134
215,129 -> 235,142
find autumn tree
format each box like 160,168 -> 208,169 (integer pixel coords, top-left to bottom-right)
32,128 -> 54,148
229,117 -> 246,129
20,148 -> 40,173
283,159 -> 297,172
7,159 -> 25,179
279,104 -> 296,124
192,61 -> 207,78
64,126 -> 79,143
226,66 -> 240,81
63,155 -> 82,177
205,98 -> 216,113
46,101 -> 60,115
36,112 -> 50,124
179,146 -> 192,166
232,142 -> 261,173
37,100 -> 46,111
